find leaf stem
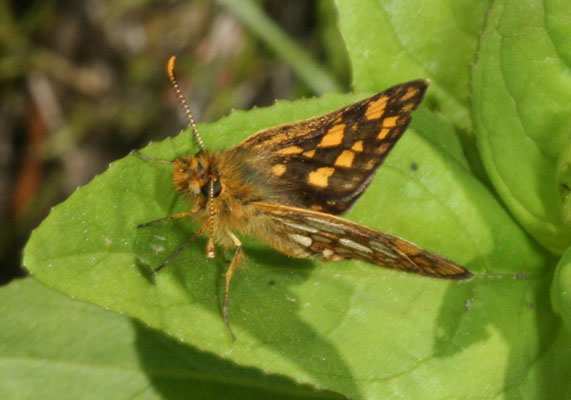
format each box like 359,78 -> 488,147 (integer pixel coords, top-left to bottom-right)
216,0 -> 343,94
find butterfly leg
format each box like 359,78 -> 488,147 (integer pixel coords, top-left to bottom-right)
139,211 -> 206,272
137,211 -> 194,228
223,231 -> 244,340
152,227 -> 205,273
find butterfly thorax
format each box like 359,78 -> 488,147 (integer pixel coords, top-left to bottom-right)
171,149 -> 290,238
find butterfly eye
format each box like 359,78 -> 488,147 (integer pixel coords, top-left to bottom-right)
200,179 -> 222,197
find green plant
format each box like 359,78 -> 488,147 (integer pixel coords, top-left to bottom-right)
7,0 -> 571,398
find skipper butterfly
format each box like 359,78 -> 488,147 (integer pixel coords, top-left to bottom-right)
134,57 -> 472,338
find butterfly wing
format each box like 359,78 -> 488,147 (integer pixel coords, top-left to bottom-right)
252,202 -> 471,279
236,80 -> 429,215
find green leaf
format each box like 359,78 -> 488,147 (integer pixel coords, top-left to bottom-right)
335,0 -> 491,132
552,247 -> 571,332
19,1 -> 570,398
24,88 -> 553,397
472,0 -> 571,252
0,278 -> 341,399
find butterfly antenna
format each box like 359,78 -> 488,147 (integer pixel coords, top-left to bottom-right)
205,180 -> 217,258
166,56 -> 205,151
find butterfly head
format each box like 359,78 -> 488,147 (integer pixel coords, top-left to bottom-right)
172,152 -> 221,200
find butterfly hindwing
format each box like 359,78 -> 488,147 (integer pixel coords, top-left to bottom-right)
236,80 -> 429,214
252,201 -> 471,279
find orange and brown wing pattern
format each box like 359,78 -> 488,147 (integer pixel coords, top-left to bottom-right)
252,202 -> 471,279
236,80 -> 429,215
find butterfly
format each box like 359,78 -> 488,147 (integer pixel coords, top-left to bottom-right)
134,56 -> 472,338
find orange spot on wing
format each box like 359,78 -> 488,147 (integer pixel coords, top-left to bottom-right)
308,167 -> 335,187
318,124 -> 345,148
364,159 -> 376,170
276,146 -> 304,155
303,149 -> 316,158
351,140 -> 364,152
401,103 -> 414,112
401,87 -> 419,101
375,142 -> 391,155
271,164 -> 287,176
365,96 -> 388,121
394,239 -> 422,256
377,128 -> 391,140
382,116 -> 399,128
334,150 -> 355,167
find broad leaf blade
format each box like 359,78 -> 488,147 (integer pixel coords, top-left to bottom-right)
472,0 -> 571,252
24,90 -> 553,398
551,247 -> 571,332
335,0 -> 491,132
0,279 -> 341,399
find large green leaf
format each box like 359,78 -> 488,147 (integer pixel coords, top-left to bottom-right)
0,278 -> 340,400
472,0 -> 571,252
552,247 -> 571,332
23,88 -> 555,398
335,0 -> 491,132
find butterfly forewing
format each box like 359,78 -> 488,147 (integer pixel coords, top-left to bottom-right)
236,80 -> 429,215
252,202 -> 471,279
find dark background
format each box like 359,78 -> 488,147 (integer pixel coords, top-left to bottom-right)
0,0 -> 351,285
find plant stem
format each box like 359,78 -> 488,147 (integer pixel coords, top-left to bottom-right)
217,0 -> 343,94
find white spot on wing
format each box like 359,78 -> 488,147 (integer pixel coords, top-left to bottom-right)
340,238 -> 373,253
322,249 -> 334,258
369,240 -> 397,258
335,247 -> 353,255
283,221 -> 318,233
288,233 -> 313,247
312,235 -> 332,243
305,217 -> 346,234
293,249 -> 310,257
